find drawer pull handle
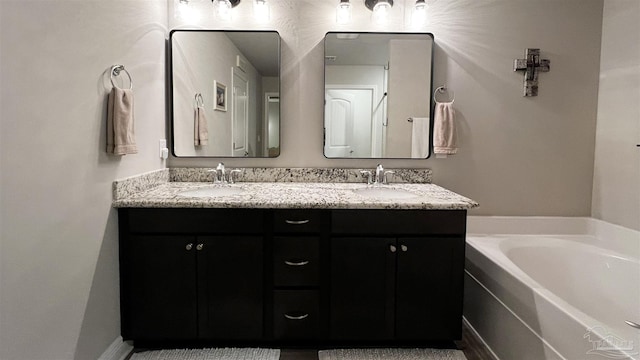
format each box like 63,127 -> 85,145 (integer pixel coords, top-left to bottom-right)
284,313 -> 309,320
285,219 -> 310,225
185,243 -> 193,251
626,320 -> 640,329
284,260 -> 309,266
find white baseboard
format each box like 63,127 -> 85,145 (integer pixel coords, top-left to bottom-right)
98,336 -> 133,360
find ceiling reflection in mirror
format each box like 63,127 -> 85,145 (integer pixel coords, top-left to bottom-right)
170,30 -> 280,157
324,32 -> 433,159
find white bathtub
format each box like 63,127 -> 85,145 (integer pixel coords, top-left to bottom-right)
464,217 -> 640,360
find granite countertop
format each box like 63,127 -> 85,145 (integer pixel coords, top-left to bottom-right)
113,170 -> 478,210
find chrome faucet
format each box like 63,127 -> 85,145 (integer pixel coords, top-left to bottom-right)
360,164 -> 396,186
208,163 -> 243,184
375,164 -> 385,184
215,162 -> 226,183
370,164 -> 394,185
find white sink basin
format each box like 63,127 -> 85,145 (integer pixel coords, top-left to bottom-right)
352,187 -> 419,200
177,186 -> 245,198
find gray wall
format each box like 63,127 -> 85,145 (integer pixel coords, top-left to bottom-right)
0,1 -> 167,359
592,0 -> 640,231
169,0 -> 604,217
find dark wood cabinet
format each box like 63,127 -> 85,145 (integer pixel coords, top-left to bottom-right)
329,210 -> 466,342
118,207 -> 466,345
330,237 -> 396,341
197,236 -> 263,340
395,237 -> 464,340
123,235 -> 198,340
119,209 -> 265,341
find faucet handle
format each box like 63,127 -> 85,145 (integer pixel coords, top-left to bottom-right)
360,170 -> 373,185
228,169 -> 243,184
207,169 -> 217,182
383,170 -> 395,185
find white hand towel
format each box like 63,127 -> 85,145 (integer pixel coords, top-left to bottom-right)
433,102 -> 457,155
107,87 -> 137,155
411,117 -> 430,158
194,106 -> 208,146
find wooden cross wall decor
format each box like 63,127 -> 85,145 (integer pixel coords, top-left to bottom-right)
514,48 -> 550,97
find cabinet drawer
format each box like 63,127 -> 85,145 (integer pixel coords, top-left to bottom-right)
123,208 -> 264,234
331,210 -> 466,235
273,290 -> 319,340
273,210 -> 324,234
274,237 -> 319,287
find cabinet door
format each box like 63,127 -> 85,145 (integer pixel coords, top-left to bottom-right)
330,237 -> 396,340
197,236 -> 264,340
395,237 -> 465,340
124,235 -> 198,340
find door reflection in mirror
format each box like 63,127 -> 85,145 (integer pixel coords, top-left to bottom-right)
324,32 -> 433,159
170,30 -> 280,157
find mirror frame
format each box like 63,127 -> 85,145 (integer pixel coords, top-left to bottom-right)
168,29 -> 282,158
323,31 -> 435,160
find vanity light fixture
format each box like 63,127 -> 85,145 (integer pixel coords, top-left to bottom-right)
175,0 -> 200,21
365,0 -> 393,25
253,0 -> 270,21
213,0 -> 240,21
411,0 -> 427,27
336,0 -> 352,25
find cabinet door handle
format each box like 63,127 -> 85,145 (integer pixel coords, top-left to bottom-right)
284,260 -> 309,266
285,219 -> 310,225
284,313 -> 309,320
401,245 -> 408,252
185,243 -> 193,251
390,245 -> 397,253
196,244 -> 204,251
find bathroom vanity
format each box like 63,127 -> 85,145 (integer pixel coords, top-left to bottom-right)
114,170 -> 477,346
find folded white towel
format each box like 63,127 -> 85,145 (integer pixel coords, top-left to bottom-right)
107,87 -> 137,155
433,102 -> 457,155
194,106 -> 208,146
410,117 -> 430,158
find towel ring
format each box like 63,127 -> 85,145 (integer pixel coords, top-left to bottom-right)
110,64 -> 133,90
195,93 -> 204,107
434,85 -> 454,103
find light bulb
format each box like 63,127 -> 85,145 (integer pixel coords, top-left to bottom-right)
254,0 -> 270,21
372,0 -> 392,25
336,0 -> 352,25
215,0 -> 233,21
411,0 -> 427,27
175,0 -> 200,22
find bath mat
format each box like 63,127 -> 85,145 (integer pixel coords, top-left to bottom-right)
318,348 -> 467,360
129,347 -> 280,360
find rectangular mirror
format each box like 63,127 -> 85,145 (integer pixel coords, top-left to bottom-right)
324,32 -> 434,159
170,30 -> 281,157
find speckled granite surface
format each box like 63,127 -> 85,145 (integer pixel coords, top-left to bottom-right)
112,169 -> 169,201
113,181 -> 478,210
113,167 -> 476,210
169,167 -> 432,184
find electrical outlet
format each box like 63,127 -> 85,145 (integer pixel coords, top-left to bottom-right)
159,139 -> 168,159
